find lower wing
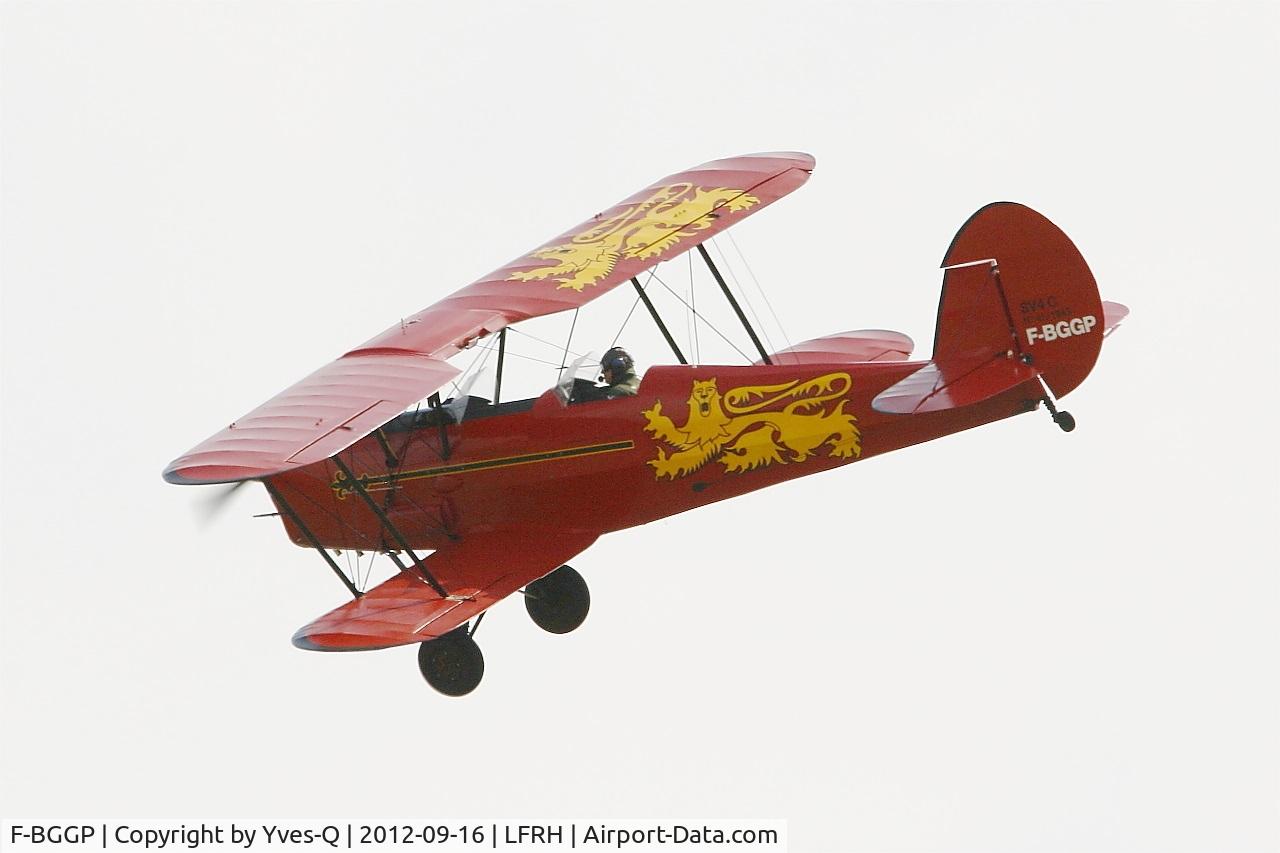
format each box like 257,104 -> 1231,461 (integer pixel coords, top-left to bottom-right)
293,528 -> 598,651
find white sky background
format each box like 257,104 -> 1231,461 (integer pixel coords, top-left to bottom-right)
2,2 -> 1278,850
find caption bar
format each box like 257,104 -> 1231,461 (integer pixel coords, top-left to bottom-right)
3,821 -> 785,852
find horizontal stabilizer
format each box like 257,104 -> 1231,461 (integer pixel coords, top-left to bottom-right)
1102,301 -> 1129,335
293,528 -> 596,651
760,329 -> 914,365
872,356 -> 1040,415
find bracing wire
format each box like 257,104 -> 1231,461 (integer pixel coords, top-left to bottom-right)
710,237 -> 777,356
688,251 -> 701,364
557,308 -> 580,380
447,333 -> 497,397
726,229 -> 795,356
650,270 -> 752,362
500,349 -> 572,369
610,287 -> 645,348
684,272 -> 694,365
509,325 -> 585,360
329,503 -> 380,593
353,549 -> 370,593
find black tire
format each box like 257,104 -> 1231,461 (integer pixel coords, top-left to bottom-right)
417,628 -> 484,696
525,565 -> 590,634
1055,411 -> 1077,432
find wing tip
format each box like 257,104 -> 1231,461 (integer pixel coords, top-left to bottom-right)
752,150 -> 816,171
291,632 -> 327,651
695,151 -> 816,176
162,461 -> 272,486
292,629 -> 413,653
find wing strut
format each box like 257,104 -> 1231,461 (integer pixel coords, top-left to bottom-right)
426,393 -> 452,460
630,277 -> 688,365
493,328 -> 507,404
696,244 -> 772,365
331,455 -> 451,598
264,481 -> 362,599
372,428 -> 399,468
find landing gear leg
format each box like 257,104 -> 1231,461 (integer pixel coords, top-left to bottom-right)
418,627 -> 484,696
525,565 -> 590,634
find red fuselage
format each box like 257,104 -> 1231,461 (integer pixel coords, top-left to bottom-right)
266,361 -> 1038,551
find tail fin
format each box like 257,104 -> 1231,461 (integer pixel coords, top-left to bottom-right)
933,203 -> 1104,398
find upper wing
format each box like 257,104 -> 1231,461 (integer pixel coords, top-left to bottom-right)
164,152 -> 814,485
293,528 -> 598,651
162,352 -> 464,485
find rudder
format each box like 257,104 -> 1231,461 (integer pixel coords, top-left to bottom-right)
933,203 -> 1104,399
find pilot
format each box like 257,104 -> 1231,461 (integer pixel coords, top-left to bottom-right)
576,346 -> 640,402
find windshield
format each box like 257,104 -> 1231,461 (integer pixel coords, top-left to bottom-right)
555,351 -> 599,403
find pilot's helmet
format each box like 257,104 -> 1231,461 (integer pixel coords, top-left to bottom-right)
600,346 -> 635,378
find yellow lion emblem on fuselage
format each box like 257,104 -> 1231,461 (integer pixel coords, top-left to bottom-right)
507,183 -> 759,292
642,374 -> 861,480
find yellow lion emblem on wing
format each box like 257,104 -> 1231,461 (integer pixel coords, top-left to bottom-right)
642,373 -> 861,480
507,183 -> 759,292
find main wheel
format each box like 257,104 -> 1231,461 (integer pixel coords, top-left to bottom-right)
525,564 -> 590,634
417,628 -> 484,696
1054,410 -> 1077,432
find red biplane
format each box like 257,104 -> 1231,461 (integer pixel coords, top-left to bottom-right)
164,153 -> 1127,695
